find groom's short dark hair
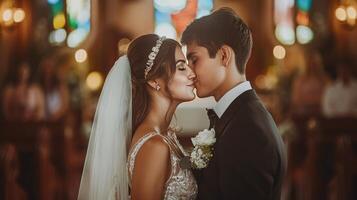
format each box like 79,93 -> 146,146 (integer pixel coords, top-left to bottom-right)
181,7 -> 252,74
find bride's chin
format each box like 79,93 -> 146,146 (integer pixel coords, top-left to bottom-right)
181,94 -> 195,102
189,93 -> 196,101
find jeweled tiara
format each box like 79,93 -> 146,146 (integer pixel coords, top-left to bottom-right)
144,36 -> 166,79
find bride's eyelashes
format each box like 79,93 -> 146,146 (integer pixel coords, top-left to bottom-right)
178,64 -> 187,71
176,60 -> 188,71
178,67 -> 186,71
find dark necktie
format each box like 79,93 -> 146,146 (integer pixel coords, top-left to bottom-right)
206,108 -> 219,129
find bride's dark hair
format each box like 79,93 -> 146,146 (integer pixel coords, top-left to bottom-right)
127,34 -> 181,133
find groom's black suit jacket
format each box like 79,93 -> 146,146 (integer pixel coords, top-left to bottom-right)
196,89 -> 287,200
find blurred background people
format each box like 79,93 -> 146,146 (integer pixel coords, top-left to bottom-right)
2,62 -> 45,122
322,59 -> 357,117
291,52 -> 330,117
39,58 -> 69,122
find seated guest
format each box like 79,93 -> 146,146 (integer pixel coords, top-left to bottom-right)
322,60 -> 357,117
2,62 -> 45,122
291,52 -> 330,116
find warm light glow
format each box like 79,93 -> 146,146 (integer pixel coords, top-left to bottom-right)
273,45 -> 286,59
49,28 -> 67,44
13,9 -> 25,23
296,11 -> 309,25
296,25 -> 314,44
86,72 -> 103,91
75,49 -> 88,63
2,9 -> 13,22
274,0 -> 295,24
335,6 -> 347,21
254,74 -> 278,90
67,28 -> 88,48
347,6 -> 357,19
118,38 -> 131,54
53,13 -> 66,29
275,23 -> 295,45
66,0 -> 91,28
255,75 -> 267,90
347,17 -> 356,26
275,0 -> 295,13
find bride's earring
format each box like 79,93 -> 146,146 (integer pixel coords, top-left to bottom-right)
155,84 -> 161,91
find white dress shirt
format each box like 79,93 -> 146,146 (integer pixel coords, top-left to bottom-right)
213,81 -> 252,118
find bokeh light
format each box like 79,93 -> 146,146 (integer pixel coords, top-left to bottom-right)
347,6 -> 357,19
13,9 -> 25,23
86,72 -> 103,91
53,13 -> 66,29
49,28 -> 67,44
48,0 -> 60,4
75,49 -> 88,63
275,23 -> 295,45
296,11 -> 309,26
66,0 -> 91,47
273,45 -> 286,59
335,6 -> 347,21
2,9 -> 13,22
296,0 -> 312,12
296,25 -> 314,44
67,28 -> 89,48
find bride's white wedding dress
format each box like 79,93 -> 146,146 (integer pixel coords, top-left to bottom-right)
78,56 -> 196,200
127,129 -> 198,200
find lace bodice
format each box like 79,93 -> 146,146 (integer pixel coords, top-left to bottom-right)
127,130 -> 197,200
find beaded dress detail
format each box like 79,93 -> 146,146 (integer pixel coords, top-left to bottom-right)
127,130 -> 197,200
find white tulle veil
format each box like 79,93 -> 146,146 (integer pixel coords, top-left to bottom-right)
78,55 -> 132,200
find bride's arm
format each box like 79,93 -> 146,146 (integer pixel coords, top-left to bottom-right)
131,135 -> 171,200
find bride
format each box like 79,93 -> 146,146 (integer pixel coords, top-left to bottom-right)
77,34 -> 198,200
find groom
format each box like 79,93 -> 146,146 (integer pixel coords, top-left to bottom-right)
182,8 -> 287,199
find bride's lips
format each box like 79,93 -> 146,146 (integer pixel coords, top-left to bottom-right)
187,83 -> 195,88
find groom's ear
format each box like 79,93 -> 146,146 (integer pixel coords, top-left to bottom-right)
219,45 -> 233,68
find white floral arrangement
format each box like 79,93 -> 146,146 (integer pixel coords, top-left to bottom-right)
190,128 -> 216,169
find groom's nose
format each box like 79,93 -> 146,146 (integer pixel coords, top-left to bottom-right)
188,67 -> 196,80
188,68 -> 197,81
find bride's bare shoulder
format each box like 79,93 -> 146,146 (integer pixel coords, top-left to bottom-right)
131,125 -> 168,150
130,134 -> 171,199
131,128 -> 171,183
139,134 -> 169,156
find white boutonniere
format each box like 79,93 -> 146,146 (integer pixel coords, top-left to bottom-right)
190,128 -> 216,169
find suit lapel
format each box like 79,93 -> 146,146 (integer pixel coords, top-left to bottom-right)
214,89 -> 258,138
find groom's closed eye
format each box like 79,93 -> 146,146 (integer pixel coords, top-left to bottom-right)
187,53 -> 198,66
187,57 -> 197,68
191,57 -> 197,65
187,52 -> 195,62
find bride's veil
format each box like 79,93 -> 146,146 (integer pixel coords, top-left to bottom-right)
78,55 -> 132,200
